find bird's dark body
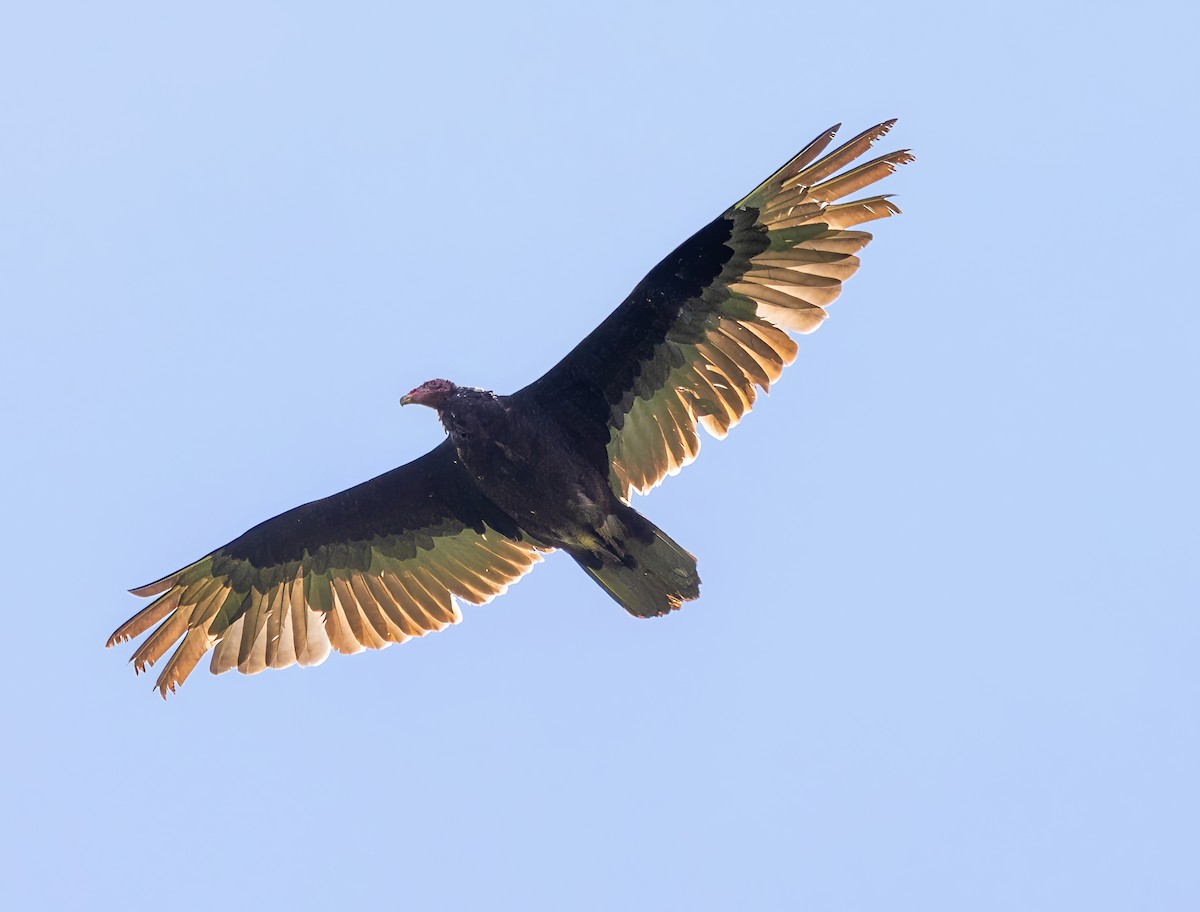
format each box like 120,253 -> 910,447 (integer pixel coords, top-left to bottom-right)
441,389 -> 613,547
111,120 -> 912,695
436,388 -> 681,609
378,377 -> 702,619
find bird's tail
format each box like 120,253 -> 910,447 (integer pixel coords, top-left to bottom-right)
567,507 -> 700,618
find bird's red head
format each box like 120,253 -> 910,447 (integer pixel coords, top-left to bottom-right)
401,378 -> 457,409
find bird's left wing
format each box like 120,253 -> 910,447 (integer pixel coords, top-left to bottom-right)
513,120 -> 912,502
109,441 -> 544,696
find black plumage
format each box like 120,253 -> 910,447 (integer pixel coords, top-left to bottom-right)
109,121 -> 913,695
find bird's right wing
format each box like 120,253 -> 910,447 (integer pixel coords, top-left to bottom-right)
514,121 -> 912,503
109,440 -> 545,696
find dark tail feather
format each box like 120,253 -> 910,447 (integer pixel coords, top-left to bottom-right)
568,509 -> 700,618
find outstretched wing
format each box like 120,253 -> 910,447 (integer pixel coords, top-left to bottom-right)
109,441 -> 544,696
514,120 -> 913,502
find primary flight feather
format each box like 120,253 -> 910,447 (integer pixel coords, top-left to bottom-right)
110,120 -> 913,696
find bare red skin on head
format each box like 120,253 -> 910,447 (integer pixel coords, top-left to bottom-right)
401,378 -> 457,408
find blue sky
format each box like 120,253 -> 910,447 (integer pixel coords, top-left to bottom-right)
3,2 -> 1198,909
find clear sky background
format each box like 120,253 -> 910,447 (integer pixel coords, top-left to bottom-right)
3,2 -> 1198,909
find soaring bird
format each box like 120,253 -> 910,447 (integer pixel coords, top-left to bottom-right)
110,120 -> 913,696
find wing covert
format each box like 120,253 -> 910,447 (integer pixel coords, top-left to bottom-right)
109,441 -> 545,696
514,120 -> 912,502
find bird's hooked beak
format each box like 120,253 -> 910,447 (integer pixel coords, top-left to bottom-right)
399,393 -> 415,406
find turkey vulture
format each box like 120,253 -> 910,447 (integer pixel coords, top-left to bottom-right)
110,120 -> 913,696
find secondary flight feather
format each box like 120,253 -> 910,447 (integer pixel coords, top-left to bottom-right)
110,120 -> 914,696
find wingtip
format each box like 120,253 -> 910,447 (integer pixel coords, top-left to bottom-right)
129,575 -> 177,598
129,556 -> 214,598
857,118 -> 900,149
865,118 -> 899,143
867,118 -> 898,138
